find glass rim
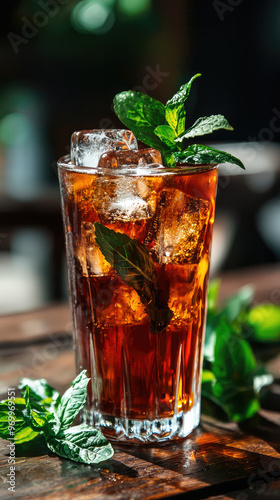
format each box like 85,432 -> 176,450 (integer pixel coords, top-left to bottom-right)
57,155 -> 219,177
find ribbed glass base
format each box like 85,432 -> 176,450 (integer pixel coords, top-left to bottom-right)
82,401 -> 201,444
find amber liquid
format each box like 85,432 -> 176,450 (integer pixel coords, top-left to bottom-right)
59,166 -> 218,421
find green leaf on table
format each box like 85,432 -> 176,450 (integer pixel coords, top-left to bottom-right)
212,318 -> 260,421
204,281 -> 222,364
46,424 -> 114,464
94,222 -> 173,333
13,426 -> 40,444
56,371 -> 90,433
22,386 -> 31,418
0,400 -> 39,444
29,409 -> 56,433
173,144 -> 245,169
208,279 -> 221,313
165,73 -> 201,134
204,315 -> 219,364
21,386 -> 57,435
221,285 -> 254,322
113,91 -> 167,151
0,373 -> 114,465
175,114 -> 233,142
201,370 -> 216,383
247,304 -> 280,342
19,378 -> 61,410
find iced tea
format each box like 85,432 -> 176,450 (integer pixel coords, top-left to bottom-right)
58,155 -> 218,442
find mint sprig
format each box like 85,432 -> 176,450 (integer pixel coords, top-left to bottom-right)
175,114 -> 234,141
165,73 -> 201,135
173,145 -> 245,169
0,371 -> 114,464
202,281 -> 279,422
94,222 -> 173,333
113,74 -> 245,169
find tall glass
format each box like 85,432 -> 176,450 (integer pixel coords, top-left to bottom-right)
58,155 -> 218,443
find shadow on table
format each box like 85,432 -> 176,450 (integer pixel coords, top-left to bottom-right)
239,414 -> 280,454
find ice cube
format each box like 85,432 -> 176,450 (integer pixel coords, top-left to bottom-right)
76,222 -> 111,276
71,129 -> 138,168
93,176 -> 152,223
93,148 -> 162,222
98,148 -> 162,169
152,190 -> 211,264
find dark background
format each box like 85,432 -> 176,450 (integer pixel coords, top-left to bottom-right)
0,0 -> 280,313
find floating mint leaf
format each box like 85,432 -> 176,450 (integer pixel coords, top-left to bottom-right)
113,91 -> 168,152
173,144 -> 245,169
46,424 -> 114,464
175,114 -> 234,142
94,222 -> 173,333
165,73 -> 201,135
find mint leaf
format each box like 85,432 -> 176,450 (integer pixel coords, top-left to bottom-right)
113,90 -> 168,152
201,370 -> 215,383
56,370 -> 90,433
19,378 -> 61,410
208,279 -> 221,313
13,426 -> 40,444
46,424 -> 113,464
212,318 -> 260,422
247,304 -> 280,342
0,373 -> 114,465
165,73 -> 201,134
221,285 -> 254,322
175,114 -> 233,142
154,125 -> 177,150
94,222 -> 173,333
0,400 -> 39,444
173,144 -> 245,169
21,386 -> 58,436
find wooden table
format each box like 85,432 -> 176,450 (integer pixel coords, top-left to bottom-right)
1,265 -> 280,500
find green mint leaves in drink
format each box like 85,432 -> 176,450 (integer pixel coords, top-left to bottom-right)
94,222 -> 173,333
0,371 -> 114,464
113,73 -> 245,169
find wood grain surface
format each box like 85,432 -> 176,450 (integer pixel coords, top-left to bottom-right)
0,265 -> 280,500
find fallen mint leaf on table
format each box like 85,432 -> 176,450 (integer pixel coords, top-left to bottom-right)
212,318 -> 260,421
46,425 -> 113,465
0,371 -> 114,464
114,73 -> 245,169
0,400 -> 40,444
55,370 -> 90,433
19,377 -> 61,411
94,222 -> 173,333
202,282 -> 276,423
247,304 -> 280,342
